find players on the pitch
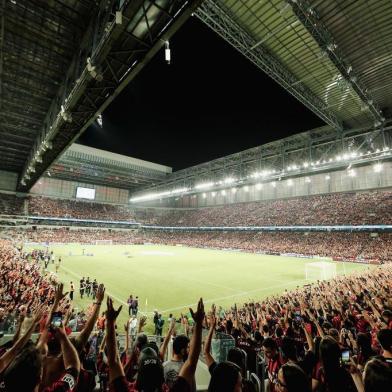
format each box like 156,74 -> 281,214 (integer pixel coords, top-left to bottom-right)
79,277 -> 99,299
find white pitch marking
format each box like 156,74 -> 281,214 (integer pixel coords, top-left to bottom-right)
159,279 -> 305,314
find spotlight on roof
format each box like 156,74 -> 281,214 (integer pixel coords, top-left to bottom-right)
165,41 -> 171,64
97,114 -> 103,127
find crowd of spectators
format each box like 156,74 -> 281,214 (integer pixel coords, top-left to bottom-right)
28,196 -> 136,222
1,189 -> 391,226
25,189 -> 392,226
136,190 -> 392,227
0,237 -> 391,392
4,228 -> 391,264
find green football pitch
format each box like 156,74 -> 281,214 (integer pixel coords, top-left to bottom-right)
28,244 -> 370,334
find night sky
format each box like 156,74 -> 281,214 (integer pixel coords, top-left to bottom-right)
78,17 -> 324,171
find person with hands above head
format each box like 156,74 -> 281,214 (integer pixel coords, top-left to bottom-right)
39,283 -> 105,391
107,296 -> 205,392
162,319 -> 190,389
1,307 -> 80,392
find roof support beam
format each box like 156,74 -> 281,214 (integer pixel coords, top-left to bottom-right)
18,0 -> 204,191
286,0 -> 384,125
194,0 -> 342,131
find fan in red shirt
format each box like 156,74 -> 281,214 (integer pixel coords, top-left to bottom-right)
262,338 -> 283,392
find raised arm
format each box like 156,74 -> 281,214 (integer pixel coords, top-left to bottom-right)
0,308 -> 43,373
55,326 -> 80,373
138,315 -> 147,334
76,284 -> 105,349
37,283 -> 68,352
179,298 -> 205,386
105,296 -> 124,383
302,323 -> 315,352
159,318 -> 176,361
204,304 -> 217,368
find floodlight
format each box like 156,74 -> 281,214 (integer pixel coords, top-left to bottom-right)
325,175 -> 331,180
243,186 -> 249,192
165,41 -> 171,64
221,190 -> 226,196
202,193 -> 207,198
373,163 -> 383,173
256,183 -> 262,190
211,192 -> 216,197
195,182 -> 214,189
305,177 -> 311,183
97,114 -> 103,127
348,169 -> 356,177
303,162 -> 309,168
287,179 -> 293,186
231,188 -> 237,193
271,181 -> 276,188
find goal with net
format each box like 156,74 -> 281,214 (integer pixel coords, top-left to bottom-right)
95,240 -> 113,245
305,261 -> 337,281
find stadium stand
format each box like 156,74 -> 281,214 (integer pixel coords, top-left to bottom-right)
136,190 -> 392,227
28,196 -> 135,222
20,190 -> 392,225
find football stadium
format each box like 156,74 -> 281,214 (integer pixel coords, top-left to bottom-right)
0,1 -> 392,392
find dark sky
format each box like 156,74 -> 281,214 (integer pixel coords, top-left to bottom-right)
78,17 -> 323,171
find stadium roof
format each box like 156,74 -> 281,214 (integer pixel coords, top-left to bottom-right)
1,0 -> 392,193
0,0 -> 202,192
130,123 -> 392,199
195,0 -> 392,129
49,143 -> 171,190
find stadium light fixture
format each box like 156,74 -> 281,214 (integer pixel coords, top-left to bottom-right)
373,163 -> 383,173
287,179 -> 293,186
195,182 -> 214,190
97,114 -> 103,127
223,177 -> 236,184
231,188 -> 237,193
221,190 -> 226,196
303,162 -> 309,168
211,192 -> 216,197
243,186 -> 249,192
305,177 -> 311,183
202,193 -> 207,198
271,181 -> 276,188
348,169 -> 356,177
165,41 -> 171,64
256,183 -> 262,190
325,175 -> 331,180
